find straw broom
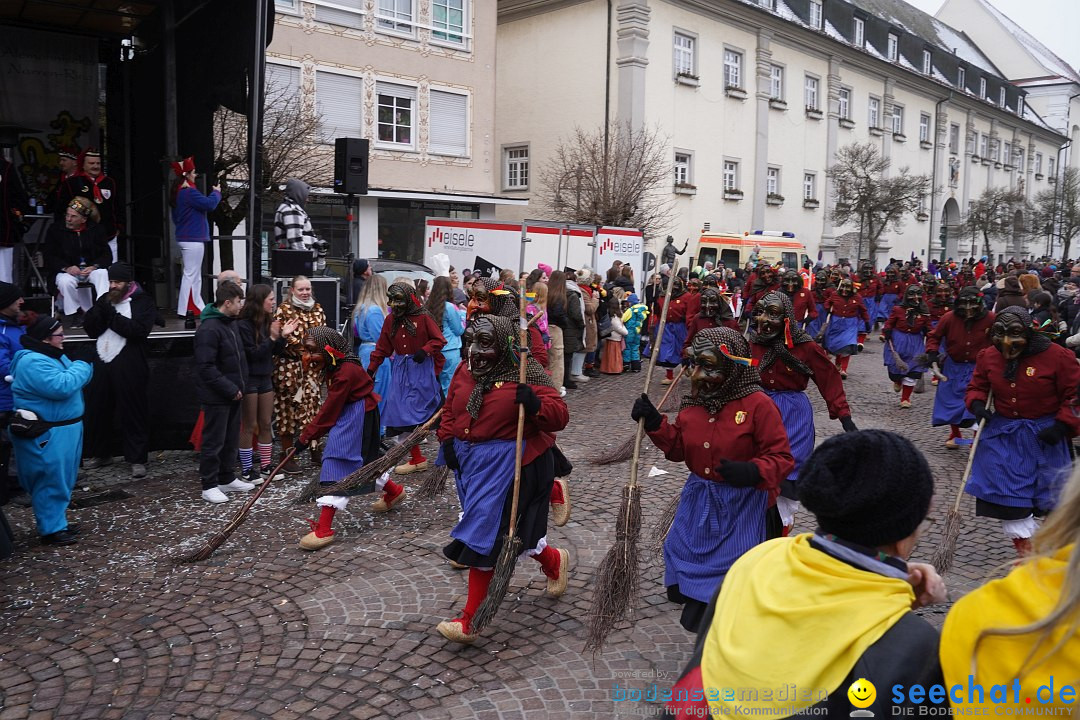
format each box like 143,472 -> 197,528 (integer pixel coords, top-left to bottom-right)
814,312 -> 832,344
295,410 -> 443,503
887,339 -> 909,373
470,290 -> 532,633
585,259 -> 680,655
588,365 -> 687,465
416,464 -> 452,499
176,447 -> 297,563
930,390 -> 993,574
650,492 -> 681,555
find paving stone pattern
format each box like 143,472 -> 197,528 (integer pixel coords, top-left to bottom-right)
0,340 -> 1016,718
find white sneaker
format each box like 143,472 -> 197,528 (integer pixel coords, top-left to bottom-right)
218,478 -> 255,492
559,386 -> 567,397
571,374 -> 590,383
202,487 -> 229,504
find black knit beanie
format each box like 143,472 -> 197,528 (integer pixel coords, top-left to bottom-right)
799,430 -> 934,548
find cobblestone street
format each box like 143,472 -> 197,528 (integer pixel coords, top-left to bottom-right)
0,339 -> 1013,719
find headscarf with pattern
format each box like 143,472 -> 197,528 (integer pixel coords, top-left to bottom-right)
681,327 -> 763,414
388,281 -> 426,336
465,313 -> 554,419
749,291 -> 814,377
474,276 -> 521,320
995,306 -> 1053,381
699,287 -> 735,324
305,326 -> 362,371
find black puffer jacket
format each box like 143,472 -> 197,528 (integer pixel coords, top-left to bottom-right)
237,317 -> 286,379
193,305 -> 248,404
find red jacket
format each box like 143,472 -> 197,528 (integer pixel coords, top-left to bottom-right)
928,302 -> 951,324
880,280 -> 906,296
684,314 -> 740,353
654,294 -> 690,330
368,311 -> 447,376
925,311 -> 995,364
299,363 -> 378,444
788,290 -> 819,324
883,306 -> 931,335
646,393 -> 794,503
437,373 -> 569,466
857,277 -> 882,299
966,343 -> 1080,434
824,294 -> 870,322
752,341 -> 851,419
683,291 -> 701,318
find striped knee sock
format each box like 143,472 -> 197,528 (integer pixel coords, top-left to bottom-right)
257,443 -> 273,469
239,447 -> 253,472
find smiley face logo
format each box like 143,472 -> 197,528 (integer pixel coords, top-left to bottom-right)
847,678 -> 876,709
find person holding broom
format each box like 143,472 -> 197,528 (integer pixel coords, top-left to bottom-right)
963,306 -> 1080,558
749,292 -> 856,538
820,277 -> 869,379
435,313 -> 570,644
882,284 -> 931,409
295,327 -> 382,551
631,327 -> 794,632
681,286 -> 738,357
654,276 -> 690,386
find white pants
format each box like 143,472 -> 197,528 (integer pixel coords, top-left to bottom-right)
0,247 -> 12,284
1001,515 -> 1038,539
108,236 -> 118,264
177,242 -> 205,316
55,269 -> 109,315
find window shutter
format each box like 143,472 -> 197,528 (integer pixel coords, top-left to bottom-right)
429,90 -> 468,156
315,0 -> 363,29
376,82 -> 417,103
266,63 -> 300,96
316,71 -> 363,142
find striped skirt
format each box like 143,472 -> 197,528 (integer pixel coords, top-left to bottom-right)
930,355 -> 975,427
884,329 -> 927,378
764,390 -> 815,495
967,414 -> 1071,515
318,400 -> 382,496
382,354 -> 441,430
824,315 -> 860,356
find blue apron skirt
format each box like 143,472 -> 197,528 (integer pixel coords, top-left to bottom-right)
967,414 -> 1070,516
884,329 -> 927,379
381,354 -> 441,432
824,315 -> 860,356
318,398 -> 381,496
861,297 -> 879,332
765,390 -> 815,498
805,303 -> 827,338
658,320 -> 688,367
876,293 -> 899,323
930,355 -> 975,426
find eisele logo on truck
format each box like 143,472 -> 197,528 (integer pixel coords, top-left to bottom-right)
599,237 -> 642,256
428,228 -> 475,249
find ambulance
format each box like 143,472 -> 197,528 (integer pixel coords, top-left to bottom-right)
694,231 -> 810,272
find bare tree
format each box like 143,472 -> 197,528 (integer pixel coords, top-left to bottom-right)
211,80 -> 329,268
828,142 -> 933,263
964,186 -> 1028,260
1032,167 -> 1080,260
536,122 -> 674,238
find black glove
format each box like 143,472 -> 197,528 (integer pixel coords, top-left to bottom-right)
412,349 -> 428,364
631,393 -> 663,432
970,400 -> 993,425
441,439 -> 460,471
514,383 -> 541,415
717,460 -> 761,488
681,355 -> 692,367
840,416 -> 858,433
882,329 -> 893,343
1038,421 -> 1070,446
924,350 -> 940,366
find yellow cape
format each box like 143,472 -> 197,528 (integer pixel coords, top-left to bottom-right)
701,534 -> 914,714
940,545 -> 1080,707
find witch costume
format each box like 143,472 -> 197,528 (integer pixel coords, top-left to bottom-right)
655,277 -> 690,384
882,285 -> 931,409
822,279 -> 870,378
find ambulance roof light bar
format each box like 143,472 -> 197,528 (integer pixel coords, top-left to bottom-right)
746,230 -> 796,238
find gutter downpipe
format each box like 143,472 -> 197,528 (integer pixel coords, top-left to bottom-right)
929,92 -> 953,263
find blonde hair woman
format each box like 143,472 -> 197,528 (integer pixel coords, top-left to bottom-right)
272,275 -> 326,474
353,274 -> 391,417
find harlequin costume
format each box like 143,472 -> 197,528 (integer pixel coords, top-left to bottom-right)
750,292 -> 856,535
821,279 -> 869,378
964,306 -> 1080,556
682,287 -> 738,356
925,287 -> 994,448
271,295 -> 327,472
780,271 -> 818,328
882,285 -> 931,409
367,282 -> 446,484
621,296 -> 648,372
435,314 -> 570,644
297,327 -> 382,551
631,328 -> 794,632
655,277 -> 689,385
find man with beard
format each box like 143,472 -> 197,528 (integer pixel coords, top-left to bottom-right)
367,282 -> 446,495
683,286 -> 738,355
655,276 -> 690,385
855,263 -> 882,350
924,287 -> 995,448
632,328 -> 793,632
780,270 -> 818,328
57,148 -> 122,262
964,307 -> 1080,557
740,264 -> 780,324
436,314 -> 570,644
749,291 -> 856,536
820,278 -> 869,379
81,263 -> 159,477
882,285 -> 931,409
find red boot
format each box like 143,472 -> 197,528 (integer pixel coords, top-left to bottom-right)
533,545 -> 570,597
899,384 -> 914,408
395,444 -> 430,475
437,567 -> 493,644
371,479 -> 406,513
1012,537 -> 1033,558
299,506 -> 336,550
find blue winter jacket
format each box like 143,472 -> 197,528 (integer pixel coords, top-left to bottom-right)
0,315 -> 26,412
10,347 -> 92,422
172,185 -> 221,243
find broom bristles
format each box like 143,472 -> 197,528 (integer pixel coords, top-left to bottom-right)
589,435 -> 636,466
584,484 -> 642,655
471,534 -> 523,632
930,508 -> 965,573
416,465 -> 451,499
650,493 -> 680,555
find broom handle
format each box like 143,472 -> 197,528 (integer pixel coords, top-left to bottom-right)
656,365 -> 687,411
507,288 -> 530,541
630,259 -> 680,490
950,389 -> 993,514
219,447 -> 296,535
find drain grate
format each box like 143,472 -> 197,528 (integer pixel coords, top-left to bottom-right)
70,489 -> 134,509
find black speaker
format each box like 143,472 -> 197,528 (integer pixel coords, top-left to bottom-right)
334,138 -> 369,195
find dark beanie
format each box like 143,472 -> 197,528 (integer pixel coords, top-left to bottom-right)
108,262 -> 134,281
0,282 -> 20,309
799,430 -> 934,547
353,258 -> 369,277
26,315 -> 61,342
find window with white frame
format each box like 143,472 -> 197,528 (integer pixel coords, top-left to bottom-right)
919,113 -> 931,143
266,62 -> 300,96
429,89 -> 468,156
724,49 -> 742,89
949,123 -> 959,154
1035,152 -> 1043,174
674,152 -> 692,186
891,105 -> 904,135
809,0 -> 822,29
314,0 -> 364,29
887,34 -> 898,62
979,133 -> 988,157
316,71 -> 363,142
376,82 -> 416,147
805,75 -> 819,110
504,146 -> 529,190
377,0 -> 413,34
770,64 -> 784,100
803,172 -> 817,200
923,50 -> 932,75
766,167 -> 780,196
1002,142 -> 1012,165
674,32 -> 695,76
979,77 -> 987,99
999,87 -> 1006,107
838,86 -> 851,119
723,161 -> 740,191
918,193 -> 927,213
275,0 -> 297,10
853,17 -> 864,47
432,0 -> 466,46
958,67 -> 966,89
868,96 -> 880,128
1049,157 -> 1056,176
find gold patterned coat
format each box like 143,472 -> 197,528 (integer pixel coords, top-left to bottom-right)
272,301 -> 327,437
